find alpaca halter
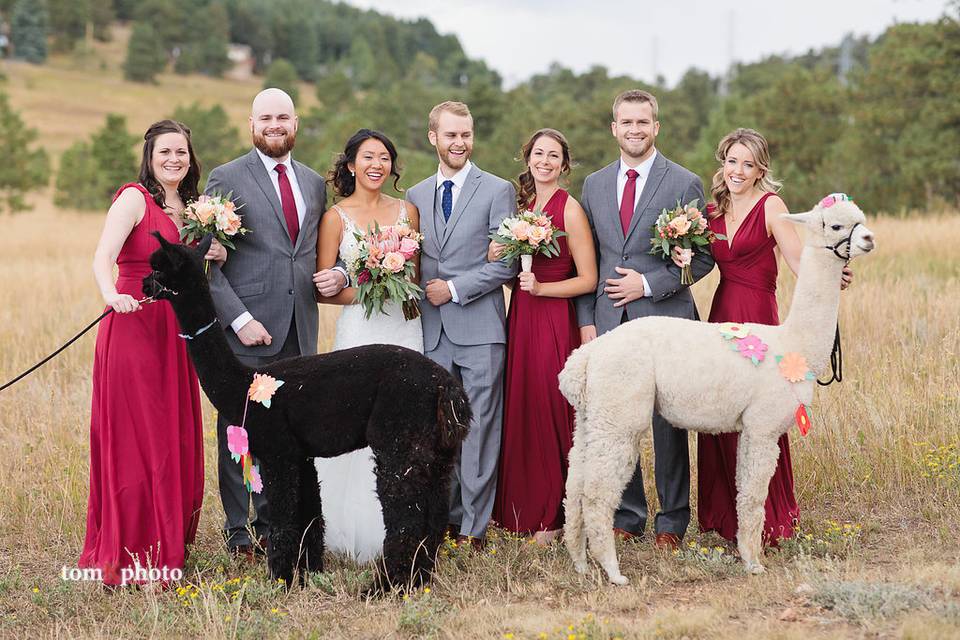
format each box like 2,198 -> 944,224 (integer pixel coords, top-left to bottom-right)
178,319 -> 217,341
824,222 -> 862,262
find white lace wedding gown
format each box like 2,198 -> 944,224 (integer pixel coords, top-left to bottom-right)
314,201 -> 424,563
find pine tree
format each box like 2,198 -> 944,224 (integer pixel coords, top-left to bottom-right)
0,90 -> 50,213
54,141 -> 102,209
123,21 -> 167,83
91,0 -> 114,42
91,114 -> 139,201
48,0 -> 88,53
174,2 -> 230,77
263,58 -> 300,104
10,0 -> 49,64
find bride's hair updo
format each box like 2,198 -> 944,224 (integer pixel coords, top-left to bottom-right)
516,128 -> 573,211
328,129 -> 402,199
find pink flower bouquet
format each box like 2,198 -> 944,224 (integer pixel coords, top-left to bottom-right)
348,223 -> 424,321
490,210 -> 566,272
179,192 -> 249,272
649,200 -> 722,284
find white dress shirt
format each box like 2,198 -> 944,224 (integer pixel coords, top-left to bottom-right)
230,150 -> 316,333
434,160 -> 474,303
616,149 -> 658,297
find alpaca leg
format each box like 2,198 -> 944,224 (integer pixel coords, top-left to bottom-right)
296,458 -> 324,575
581,412 -> 648,586
734,434 -> 780,574
564,413 -> 589,574
371,454 -> 438,594
260,457 -> 301,587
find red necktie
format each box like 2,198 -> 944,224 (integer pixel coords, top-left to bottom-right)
620,169 -> 639,234
274,164 -> 299,244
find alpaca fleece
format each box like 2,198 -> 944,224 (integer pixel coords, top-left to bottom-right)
143,234 -> 471,594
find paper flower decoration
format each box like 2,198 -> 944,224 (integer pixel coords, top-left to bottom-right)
226,425 -> 249,460
249,464 -> 263,493
718,322 -> 749,340
249,373 -> 284,408
734,334 -> 768,365
776,352 -> 813,383
795,404 -> 812,436
819,193 -> 851,208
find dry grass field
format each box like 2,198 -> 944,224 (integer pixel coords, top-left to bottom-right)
1,44 -> 959,639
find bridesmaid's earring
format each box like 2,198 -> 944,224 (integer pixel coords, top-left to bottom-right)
350,170 -> 355,177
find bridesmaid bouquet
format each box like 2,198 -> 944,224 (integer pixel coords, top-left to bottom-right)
490,210 -> 566,272
179,193 -> 249,272
648,200 -> 722,285
348,223 -> 424,321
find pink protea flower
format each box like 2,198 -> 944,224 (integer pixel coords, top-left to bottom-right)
226,425 -> 248,457
734,334 -> 768,365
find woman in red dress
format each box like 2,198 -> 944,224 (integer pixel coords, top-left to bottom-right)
692,128 -> 852,544
80,120 -> 225,585
490,129 -> 597,544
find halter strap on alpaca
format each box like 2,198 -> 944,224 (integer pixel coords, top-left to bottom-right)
178,318 -> 217,340
824,222 -> 862,261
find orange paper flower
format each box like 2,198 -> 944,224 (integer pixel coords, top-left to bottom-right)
778,352 -> 810,382
248,373 -> 284,408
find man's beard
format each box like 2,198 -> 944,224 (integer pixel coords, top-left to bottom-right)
254,130 -> 296,158
440,146 -> 470,170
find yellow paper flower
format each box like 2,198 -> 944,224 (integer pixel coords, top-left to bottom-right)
778,352 -> 809,382
248,373 -> 284,408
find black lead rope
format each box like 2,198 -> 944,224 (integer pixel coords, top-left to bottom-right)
817,324 -> 842,386
0,309 -> 114,392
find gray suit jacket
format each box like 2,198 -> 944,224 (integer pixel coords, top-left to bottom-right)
574,153 -> 715,336
205,149 -> 326,357
406,165 -> 517,351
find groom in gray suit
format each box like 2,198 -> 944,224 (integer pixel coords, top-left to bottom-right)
406,101 -> 516,547
206,89 -> 346,556
575,90 -> 715,547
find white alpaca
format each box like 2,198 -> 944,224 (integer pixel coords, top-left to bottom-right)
559,197 -> 875,585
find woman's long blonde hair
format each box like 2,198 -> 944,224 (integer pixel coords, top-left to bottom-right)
710,128 -> 782,217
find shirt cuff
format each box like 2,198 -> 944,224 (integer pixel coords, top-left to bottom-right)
231,312 -> 253,333
446,280 -> 460,304
641,274 -> 652,297
331,266 -> 349,287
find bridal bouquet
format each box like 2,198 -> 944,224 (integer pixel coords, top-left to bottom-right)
347,223 -> 424,321
490,210 -> 566,272
648,200 -> 722,284
179,193 -> 249,272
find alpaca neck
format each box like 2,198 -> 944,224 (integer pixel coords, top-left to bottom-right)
781,245 -> 846,375
169,286 -> 252,420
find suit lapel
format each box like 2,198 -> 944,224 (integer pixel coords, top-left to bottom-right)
416,182 -> 442,253
440,166 -> 481,251
625,153 -> 668,243
599,161 -> 624,243
245,150 -> 290,246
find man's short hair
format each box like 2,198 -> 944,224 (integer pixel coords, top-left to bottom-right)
428,101 -> 472,132
612,90 -> 659,122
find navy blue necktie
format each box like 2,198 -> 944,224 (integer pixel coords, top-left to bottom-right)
441,180 -> 454,221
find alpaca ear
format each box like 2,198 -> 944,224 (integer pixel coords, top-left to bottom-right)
152,230 -> 173,249
196,233 -> 214,258
782,210 -> 819,227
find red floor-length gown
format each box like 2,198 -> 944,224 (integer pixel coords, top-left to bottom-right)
79,183 -> 204,585
697,191 -> 799,544
493,189 -> 580,534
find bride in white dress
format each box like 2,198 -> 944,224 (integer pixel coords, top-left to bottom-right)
312,129 -> 423,563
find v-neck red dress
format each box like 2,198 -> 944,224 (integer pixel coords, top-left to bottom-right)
79,183 -> 204,585
697,191 -> 799,544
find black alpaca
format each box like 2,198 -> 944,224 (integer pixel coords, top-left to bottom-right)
142,234 -> 471,592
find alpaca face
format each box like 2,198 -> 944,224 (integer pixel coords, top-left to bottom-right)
142,232 -> 212,300
787,197 -> 876,260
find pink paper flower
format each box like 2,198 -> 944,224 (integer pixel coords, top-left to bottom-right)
249,464 -> 263,493
820,195 -> 837,208
226,425 -> 248,457
734,334 -> 768,365
248,373 -> 284,407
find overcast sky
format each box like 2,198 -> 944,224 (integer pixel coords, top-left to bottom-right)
341,0 -> 951,87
